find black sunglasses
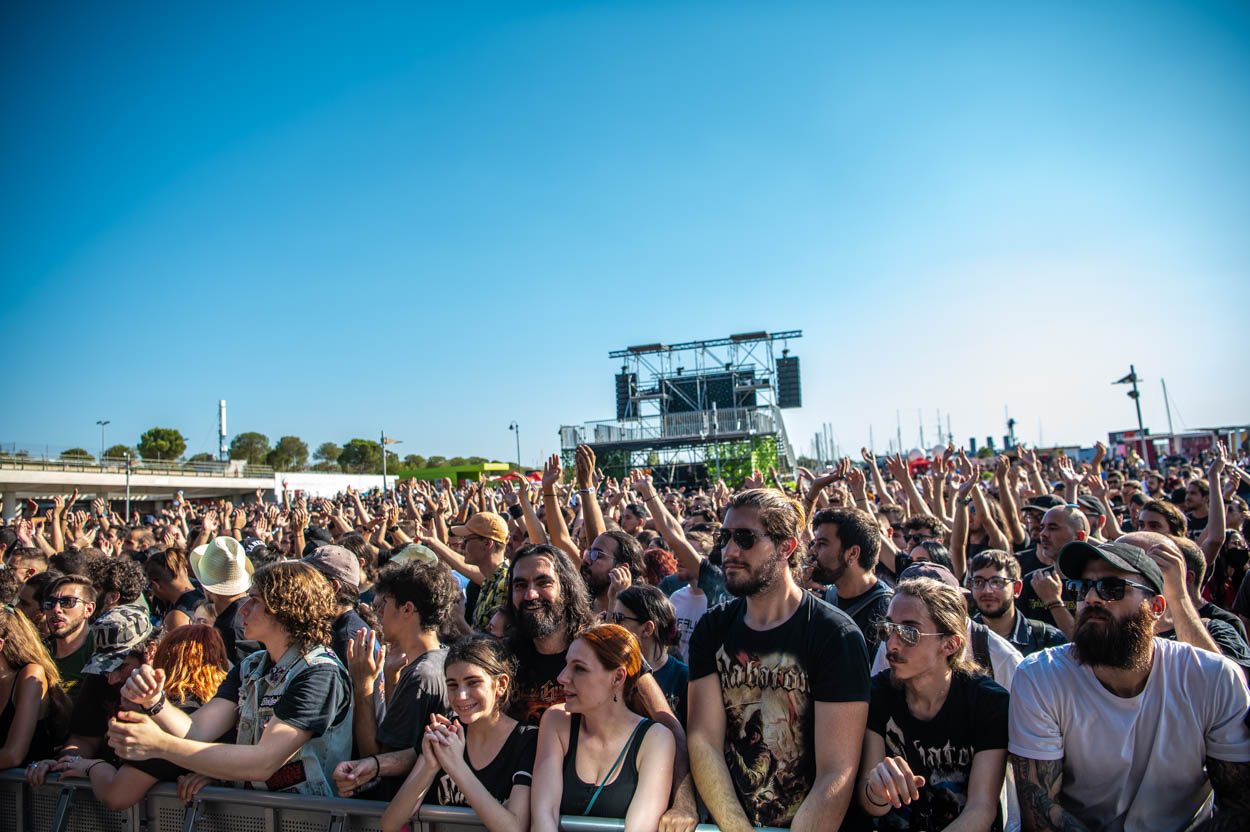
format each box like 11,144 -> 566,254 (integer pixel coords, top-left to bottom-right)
1065,577 -> 1156,601
715,528 -> 771,551
41,595 -> 87,611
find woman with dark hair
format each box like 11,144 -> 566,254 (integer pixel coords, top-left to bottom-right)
0,607 -> 70,767
106,561 -> 353,797
532,624 -> 675,830
903,540 -> 955,574
856,578 -> 1009,830
57,624 -> 232,808
613,585 -> 688,725
382,635 -> 536,832
144,548 -> 205,630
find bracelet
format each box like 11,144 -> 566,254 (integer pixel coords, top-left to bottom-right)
864,780 -> 889,808
1045,601 -> 1065,610
85,760 -> 106,777
368,754 -> 380,776
959,497 -> 973,506
577,488 -> 593,494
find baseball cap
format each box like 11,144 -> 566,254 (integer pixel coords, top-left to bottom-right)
1057,540 -> 1165,595
1076,496 -> 1105,517
303,544 -> 361,591
83,605 -> 153,675
450,512 -> 508,544
1022,495 -> 1065,514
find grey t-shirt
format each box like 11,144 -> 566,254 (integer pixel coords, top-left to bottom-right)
378,647 -> 449,750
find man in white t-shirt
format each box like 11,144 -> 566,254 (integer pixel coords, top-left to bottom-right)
1009,539 -> 1250,832
669,577 -> 707,663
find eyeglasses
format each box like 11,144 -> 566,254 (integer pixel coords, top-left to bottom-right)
41,595 -> 86,611
875,621 -> 946,648
903,533 -> 936,544
969,577 -> 1012,591
716,528 -> 771,550
585,547 -> 612,563
613,613 -> 642,625
1065,577 -> 1156,601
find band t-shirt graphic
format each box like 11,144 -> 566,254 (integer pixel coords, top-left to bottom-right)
507,648 -> 568,725
867,670 -> 1009,832
689,593 -> 870,827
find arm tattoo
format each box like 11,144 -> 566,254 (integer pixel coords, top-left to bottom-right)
1009,754 -> 1090,832
1194,758 -> 1250,832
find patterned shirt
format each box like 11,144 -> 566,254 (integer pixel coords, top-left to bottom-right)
472,559 -> 511,632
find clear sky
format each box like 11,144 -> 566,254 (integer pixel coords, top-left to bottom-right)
3,1 -> 1248,465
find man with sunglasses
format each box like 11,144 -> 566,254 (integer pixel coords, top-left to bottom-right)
688,489 -> 869,831
968,550 -> 1066,657
1009,540 -> 1250,831
41,573 -> 96,705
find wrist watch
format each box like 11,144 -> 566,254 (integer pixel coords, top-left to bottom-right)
142,691 -> 167,716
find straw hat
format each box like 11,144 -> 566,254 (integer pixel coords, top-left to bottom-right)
190,536 -> 255,596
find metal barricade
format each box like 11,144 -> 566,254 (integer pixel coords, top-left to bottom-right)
2,770 -> 775,832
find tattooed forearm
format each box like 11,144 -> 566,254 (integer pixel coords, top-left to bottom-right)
1193,758 -> 1250,831
1010,754 -> 1091,832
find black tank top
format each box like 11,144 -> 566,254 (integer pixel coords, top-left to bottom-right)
0,665 -> 58,764
559,714 -> 655,818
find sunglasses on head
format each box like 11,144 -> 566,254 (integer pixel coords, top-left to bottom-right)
715,528 -> 771,550
41,595 -> 86,611
1065,577 -> 1156,601
875,620 -> 945,648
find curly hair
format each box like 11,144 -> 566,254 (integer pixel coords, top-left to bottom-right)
374,560 -> 460,632
153,624 -> 231,705
642,547 -> 677,586
89,556 -> 146,606
251,562 -> 336,650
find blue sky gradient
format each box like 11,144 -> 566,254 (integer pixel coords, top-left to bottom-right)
4,1 -> 1248,464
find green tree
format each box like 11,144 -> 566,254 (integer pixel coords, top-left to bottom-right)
403,454 -> 428,469
447,456 -> 468,466
976,446 -> 994,459
60,448 -> 93,461
185,452 -> 216,465
311,460 -> 341,472
266,436 -> 309,470
229,432 -> 271,465
103,444 -> 136,461
314,442 -> 341,463
466,456 -> 488,465
426,455 -> 448,468
338,438 -> 382,473
138,427 -> 187,461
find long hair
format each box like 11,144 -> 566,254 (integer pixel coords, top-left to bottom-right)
577,623 -> 644,696
892,577 -> 981,675
0,607 -> 71,734
153,624 -> 230,705
729,488 -> 807,567
251,562 -> 337,650
506,544 -> 593,652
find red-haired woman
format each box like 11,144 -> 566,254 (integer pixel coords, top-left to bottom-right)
532,623 -> 675,831
57,624 -> 232,808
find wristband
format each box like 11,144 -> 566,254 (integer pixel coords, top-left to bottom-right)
369,754 -> 380,777
865,780 -> 890,808
1045,601 -> 1064,610
507,505 -> 523,520
86,760 -> 106,777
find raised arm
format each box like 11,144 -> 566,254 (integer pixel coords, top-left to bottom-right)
631,470 -> 702,577
886,455 -> 938,522
1056,458 -> 1081,505
515,477 -> 549,544
541,454 -> 581,562
971,479 -> 1011,554
863,448 -> 890,508
575,445 -> 606,545
996,455 -> 1027,546
1084,474 -> 1123,541
950,476 -> 976,582
1201,442 -> 1229,562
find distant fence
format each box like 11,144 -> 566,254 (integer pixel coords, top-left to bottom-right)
0,455 -> 274,478
1,770 -> 779,832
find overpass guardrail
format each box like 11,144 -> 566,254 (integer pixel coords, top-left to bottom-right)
1,770 -> 782,832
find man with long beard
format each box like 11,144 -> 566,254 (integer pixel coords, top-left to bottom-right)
504,543 -> 699,829
1008,540 -> 1250,831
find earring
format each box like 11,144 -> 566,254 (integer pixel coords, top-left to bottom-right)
613,693 -> 618,702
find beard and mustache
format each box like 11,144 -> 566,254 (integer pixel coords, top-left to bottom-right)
725,555 -> 782,597
580,563 -> 611,598
1072,600 -> 1156,671
516,598 -> 565,640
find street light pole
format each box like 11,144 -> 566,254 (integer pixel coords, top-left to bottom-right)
509,422 -> 521,470
96,420 -> 110,461
124,453 -> 131,523
381,431 -> 402,491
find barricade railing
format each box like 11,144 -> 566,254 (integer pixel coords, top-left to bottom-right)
2,770 -> 779,832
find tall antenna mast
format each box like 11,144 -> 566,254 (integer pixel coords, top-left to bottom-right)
218,400 -> 228,462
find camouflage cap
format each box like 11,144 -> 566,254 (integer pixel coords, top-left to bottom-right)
83,604 -> 153,675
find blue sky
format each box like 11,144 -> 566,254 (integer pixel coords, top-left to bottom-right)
3,1 -> 1248,465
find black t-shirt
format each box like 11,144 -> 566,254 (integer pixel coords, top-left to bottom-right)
867,670 -> 1009,832
1188,513 -> 1209,541
214,598 -> 261,666
67,674 -> 123,765
1014,546 -> 1041,577
172,587 -> 205,618
832,581 -> 893,663
688,592 -> 870,828
213,658 -> 352,737
330,609 -> 370,669
379,648 -> 449,750
507,646 -> 569,726
1016,566 -> 1076,628
1200,600 -> 1249,643
1160,619 -> 1250,670
426,722 -> 538,806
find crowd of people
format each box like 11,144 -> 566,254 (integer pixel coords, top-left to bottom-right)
1,437 -> 1248,831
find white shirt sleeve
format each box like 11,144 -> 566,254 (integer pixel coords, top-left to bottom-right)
1008,655 -> 1065,760
1204,654 -> 1250,762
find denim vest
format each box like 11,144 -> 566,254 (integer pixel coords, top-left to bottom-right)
235,644 -> 353,796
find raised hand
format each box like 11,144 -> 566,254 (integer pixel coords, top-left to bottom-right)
574,445 -> 597,491
629,469 -> 656,502
994,454 -> 1009,480
1056,457 -> 1081,486
1208,439 -> 1229,481
1084,472 -> 1108,499
542,453 -> 563,491
862,447 -> 879,469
